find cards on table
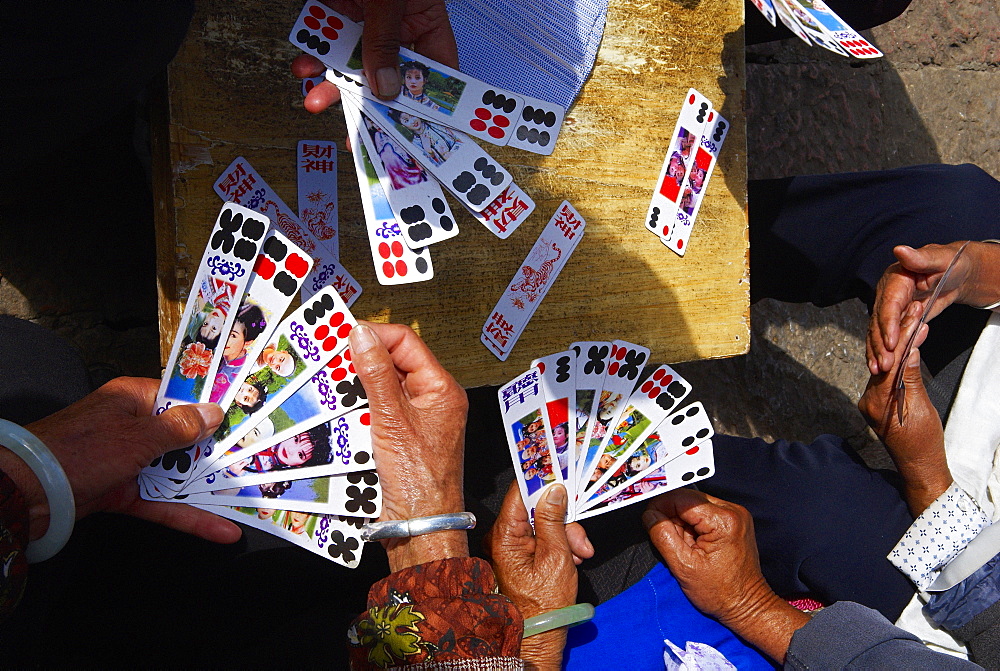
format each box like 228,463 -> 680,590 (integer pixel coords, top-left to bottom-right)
500,340 -> 716,521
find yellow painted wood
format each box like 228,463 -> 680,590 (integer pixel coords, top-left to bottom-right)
155,0 -> 748,388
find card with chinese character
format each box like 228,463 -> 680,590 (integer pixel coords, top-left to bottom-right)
194,505 -> 368,568
663,111 -> 730,256
499,368 -> 563,525
297,139 -> 340,259
154,202 -> 268,416
466,183 -> 535,240
344,108 -> 435,286
214,156 -> 362,306
481,202 -> 586,359
645,89 -> 712,241
576,439 -> 715,520
343,90 -> 512,212
576,341 -> 650,498
344,98 -> 460,249
577,364 -> 692,507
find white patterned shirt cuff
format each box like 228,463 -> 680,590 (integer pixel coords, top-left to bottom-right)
888,483 -> 991,590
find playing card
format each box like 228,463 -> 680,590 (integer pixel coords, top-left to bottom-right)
481,202 -> 586,359
772,0 -> 813,43
567,341 -> 611,482
344,99 -> 459,249
301,75 -> 325,98
345,91 -> 512,212
344,113 -> 435,285
531,351 -> 577,489
748,0 -> 778,26
645,89 -> 712,241
297,140 -> 340,259
663,111 -> 730,256
194,504 -> 368,568
212,286 -> 358,453
797,0 -> 884,58
504,93 -> 567,155
499,368 -> 563,525
578,363 -> 691,502
467,183 -> 535,239
214,157 -> 362,305
291,1 -> 531,146
779,0 -> 852,56
577,341 -> 650,497
175,469 -> 381,518
575,439 -> 715,520
154,202 -> 267,413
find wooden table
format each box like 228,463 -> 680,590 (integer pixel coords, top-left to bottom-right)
154,0 -> 748,388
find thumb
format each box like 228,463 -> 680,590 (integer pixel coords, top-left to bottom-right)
894,244 -> 954,274
642,507 -> 688,562
350,323 -> 407,419
145,403 -> 222,454
361,0 -> 406,99
532,485 -> 570,553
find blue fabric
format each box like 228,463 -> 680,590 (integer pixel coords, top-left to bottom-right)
927,551 -> 1000,631
447,0 -> 607,108
563,562 -> 776,669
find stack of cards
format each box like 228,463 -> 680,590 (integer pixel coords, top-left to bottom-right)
645,89 -> 730,257
140,203 -> 378,569
750,0 -> 883,58
499,340 -> 716,523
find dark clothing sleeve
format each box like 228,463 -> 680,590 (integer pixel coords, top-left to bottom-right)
0,470 -> 29,622
927,551 -> 1000,668
786,601 -> 982,669
348,557 -> 524,670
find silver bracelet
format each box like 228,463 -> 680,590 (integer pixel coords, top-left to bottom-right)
360,512 -> 476,542
0,419 -> 76,563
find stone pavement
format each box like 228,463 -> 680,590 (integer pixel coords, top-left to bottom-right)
1,1 -> 997,467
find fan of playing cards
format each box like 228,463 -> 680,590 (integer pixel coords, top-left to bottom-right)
139,203 -> 378,569
499,341 -> 716,522
750,0 -> 883,58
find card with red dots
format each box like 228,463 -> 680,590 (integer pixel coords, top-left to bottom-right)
288,0 -> 365,78
777,0 -> 851,56
576,363 -> 692,506
576,340 -> 650,500
662,110 -> 730,256
210,286 -> 358,457
772,0 -> 814,44
343,98 -> 460,249
580,403 -> 715,514
748,0 -> 778,27
792,0 -> 883,58
576,439 -> 715,521
214,157 -> 362,306
179,468 -> 381,518
195,504 -> 369,568
645,89 -> 712,241
481,202 -> 586,359
346,120 -> 435,285
346,90 -> 512,213
296,140 -> 339,260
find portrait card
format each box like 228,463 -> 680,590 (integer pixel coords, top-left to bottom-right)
566,341 -> 611,486
531,351 -> 577,489
795,0 -> 883,58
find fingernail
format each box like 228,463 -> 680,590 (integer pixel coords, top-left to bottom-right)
642,509 -> 665,530
583,536 -> 594,554
350,324 -> 377,354
374,67 -> 400,98
547,484 -> 566,506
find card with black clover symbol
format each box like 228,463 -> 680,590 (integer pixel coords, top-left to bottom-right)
501,342 -> 717,522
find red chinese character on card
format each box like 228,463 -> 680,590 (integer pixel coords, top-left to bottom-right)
301,159 -> 337,173
485,311 -> 515,346
554,206 -> 583,240
217,163 -> 248,196
300,143 -> 336,159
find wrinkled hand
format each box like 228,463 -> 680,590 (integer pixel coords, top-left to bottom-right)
643,489 -> 809,664
859,302 -> 949,515
0,377 -> 241,544
486,483 -> 578,670
291,0 -> 458,113
349,321 -> 469,570
867,242 -> 972,375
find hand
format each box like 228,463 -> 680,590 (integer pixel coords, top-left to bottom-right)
643,489 -> 809,664
867,241 -> 974,375
291,0 -> 458,113
486,483 -> 579,671
0,377 -> 241,544
859,302 -> 950,515
349,321 -> 469,571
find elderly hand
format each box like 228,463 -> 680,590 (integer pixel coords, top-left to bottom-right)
486,482 -> 579,671
0,377 -> 241,544
291,0 -> 458,113
643,488 -> 809,664
859,302 -> 950,516
349,322 -> 469,571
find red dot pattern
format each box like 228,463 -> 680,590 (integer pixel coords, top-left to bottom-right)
326,349 -> 357,380
314,311 -> 352,351
360,412 -> 371,426
640,368 -> 675,400
377,239 -> 409,278
305,5 -> 344,39
686,446 -> 700,455
536,362 -> 546,373
469,108 -> 511,139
